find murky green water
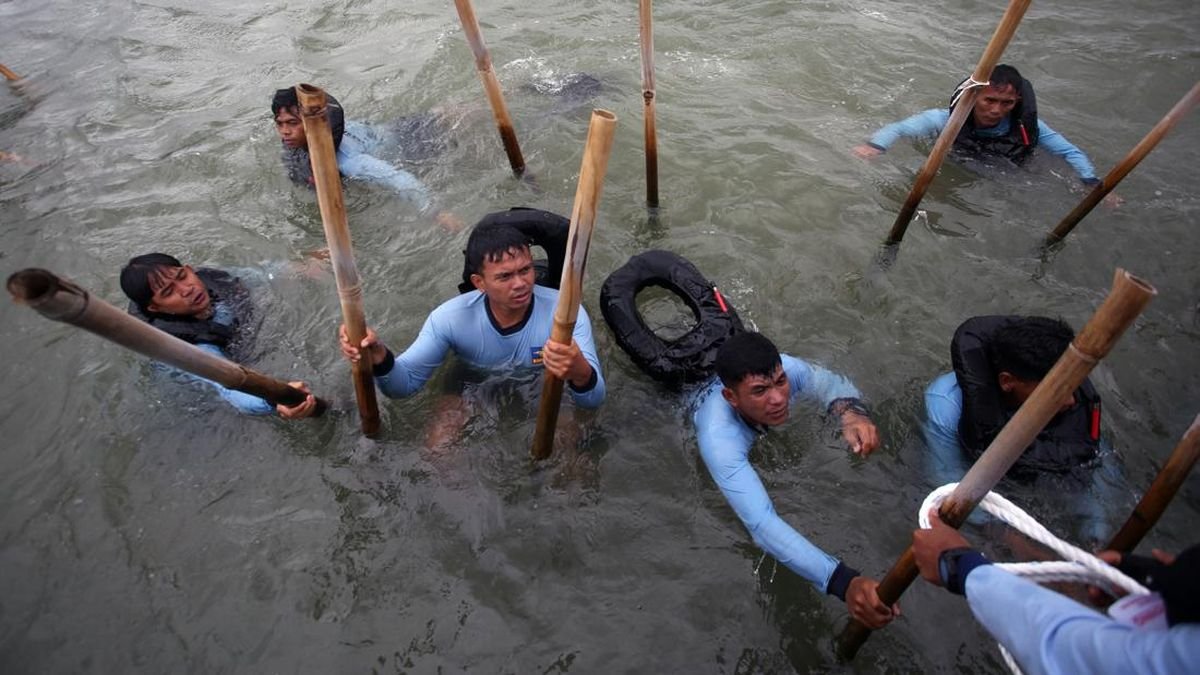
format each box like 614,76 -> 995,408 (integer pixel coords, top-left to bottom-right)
2,0 -> 1197,672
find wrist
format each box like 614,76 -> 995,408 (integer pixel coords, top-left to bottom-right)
372,348 -> 395,377
938,548 -> 990,595
829,397 -> 871,419
826,561 -> 861,602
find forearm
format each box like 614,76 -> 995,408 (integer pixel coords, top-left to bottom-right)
1038,121 -> 1098,183
868,109 -> 949,151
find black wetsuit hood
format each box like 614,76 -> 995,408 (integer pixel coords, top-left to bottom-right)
951,315 -> 1101,476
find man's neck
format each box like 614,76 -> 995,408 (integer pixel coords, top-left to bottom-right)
491,304 -> 525,329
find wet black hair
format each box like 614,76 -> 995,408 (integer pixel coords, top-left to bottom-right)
989,316 -> 1074,381
120,252 -> 183,311
464,222 -> 532,279
271,87 -> 345,150
715,331 -> 783,388
988,64 -> 1024,95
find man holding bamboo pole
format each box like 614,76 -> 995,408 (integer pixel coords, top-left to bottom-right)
118,253 -> 318,419
339,218 -> 605,447
855,64 -> 1121,206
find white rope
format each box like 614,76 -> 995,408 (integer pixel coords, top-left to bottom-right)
919,483 -> 1152,675
950,76 -> 990,108
919,483 -> 1149,596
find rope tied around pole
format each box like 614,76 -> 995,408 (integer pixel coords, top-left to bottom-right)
950,76 -> 990,108
920,483 -> 1152,674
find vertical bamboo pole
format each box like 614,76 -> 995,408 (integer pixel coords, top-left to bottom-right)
639,0 -> 660,209
7,268 -> 327,413
1046,81 -> 1200,244
836,269 -> 1156,659
296,83 -> 380,437
453,0 -> 526,176
530,110 -> 618,460
885,0 -> 1031,245
1105,413 -> 1200,553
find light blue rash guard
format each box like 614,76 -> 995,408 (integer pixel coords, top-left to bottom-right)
372,285 -> 605,409
336,121 -> 433,211
691,354 -> 865,597
963,563 -> 1200,675
192,342 -> 274,415
867,108 -> 1099,183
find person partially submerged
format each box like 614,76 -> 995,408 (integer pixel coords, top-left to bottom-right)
854,64 -> 1121,206
271,87 -> 462,228
120,253 -> 317,419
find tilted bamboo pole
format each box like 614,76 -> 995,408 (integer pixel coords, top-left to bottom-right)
885,0 -> 1031,245
1046,81 -> 1200,244
296,83 -> 381,437
639,0 -> 660,209
7,268 -> 327,414
530,109 -> 617,460
453,0 -> 526,176
836,268 -> 1156,659
1105,413 -> 1200,553
1,63 -> 22,82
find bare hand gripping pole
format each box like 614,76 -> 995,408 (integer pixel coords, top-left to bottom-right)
836,269 -> 1156,659
8,268 -> 328,414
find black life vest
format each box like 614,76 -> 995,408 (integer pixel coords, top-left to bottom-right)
128,268 -> 255,361
951,315 -> 1101,475
950,76 -> 1040,165
457,207 -> 570,293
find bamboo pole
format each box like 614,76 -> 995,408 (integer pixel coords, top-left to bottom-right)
7,268 -> 327,413
530,109 -> 617,460
0,63 -> 22,82
1046,82 -> 1200,244
885,0 -> 1031,245
1105,412 -> 1200,553
453,0 -> 526,176
639,0 -> 660,209
295,83 -> 381,437
836,268 -> 1156,660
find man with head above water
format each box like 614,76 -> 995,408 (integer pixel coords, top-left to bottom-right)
339,217 -> 605,447
691,331 -> 897,629
119,253 -> 317,419
924,315 -> 1102,478
854,64 -> 1120,206
272,87 -> 460,223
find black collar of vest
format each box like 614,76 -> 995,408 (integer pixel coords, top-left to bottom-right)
484,293 -> 535,336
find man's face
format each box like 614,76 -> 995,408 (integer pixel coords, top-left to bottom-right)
146,265 -> 211,317
275,107 -> 307,150
1000,373 -> 1076,415
722,363 -> 791,427
972,84 -> 1020,129
471,247 -> 535,316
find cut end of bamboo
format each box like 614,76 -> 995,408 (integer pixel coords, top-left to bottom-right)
1116,269 -> 1157,297
295,83 -> 327,113
592,109 -> 617,122
7,268 -> 58,305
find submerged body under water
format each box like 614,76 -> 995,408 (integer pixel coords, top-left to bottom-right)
1,0 -> 1198,672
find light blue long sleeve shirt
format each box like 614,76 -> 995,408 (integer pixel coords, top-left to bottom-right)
966,565 -> 1200,675
868,108 -> 1098,182
692,354 -> 862,592
191,343 -> 275,415
375,285 -> 606,409
337,121 -> 433,210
